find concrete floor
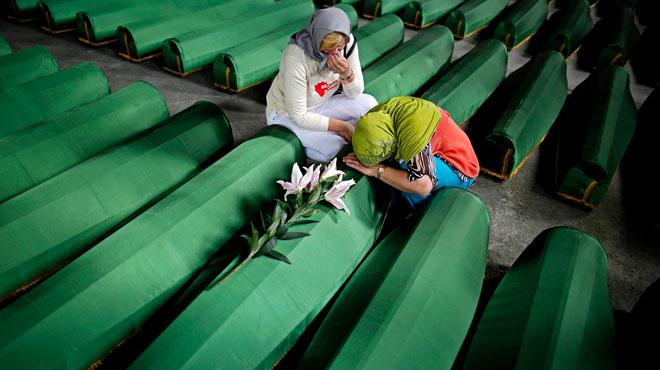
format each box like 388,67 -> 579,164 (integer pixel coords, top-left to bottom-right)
1,3 -> 658,312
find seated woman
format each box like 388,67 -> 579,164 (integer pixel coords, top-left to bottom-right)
266,7 -> 377,162
344,96 -> 479,209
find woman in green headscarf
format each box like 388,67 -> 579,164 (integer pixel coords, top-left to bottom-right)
343,96 -> 480,209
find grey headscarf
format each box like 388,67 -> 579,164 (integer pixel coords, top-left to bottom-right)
290,7 -> 351,70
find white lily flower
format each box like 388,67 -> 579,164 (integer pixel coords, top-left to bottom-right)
276,163 -> 311,199
321,158 -> 344,180
324,175 -> 356,214
304,164 -> 321,190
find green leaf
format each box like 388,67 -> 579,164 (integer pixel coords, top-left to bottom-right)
301,208 -> 320,218
256,238 -> 277,257
242,222 -> 260,254
278,231 -> 310,240
267,250 -> 292,264
275,224 -> 289,238
308,183 -> 323,204
259,211 -> 267,231
290,219 -> 319,226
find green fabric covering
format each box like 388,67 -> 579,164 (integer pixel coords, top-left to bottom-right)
476,50 -> 567,179
537,0 -> 593,57
631,25 -> 659,87
579,5 -> 639,70
493,0 -> 547,50
76,1 -> 181,44
0,125 -> 304,370
363,0 -> 412,18
334,2 -> 359,28
212,12 -> 388,92
0,101 -> 231,302
364,25 -> 454,103
0,46 -> 58,89
354,96 -> 441,167
212,19 -> 309,92
554,66 -> 636,208
162,0 -> 315,75
39,0 -> 132,29
421,38 -> 507,125
0,62 -> 110,139
463,227 -> 615,370
9,0 -> 39,14
402,0 -> 465,29
0,81 -> 169,203
117,0 -> 271,60
130,173 -> 385,370
353,14 -> 404,69
446,0 -> 508,38
298,188 -> 490,369
0,35 -> 10,56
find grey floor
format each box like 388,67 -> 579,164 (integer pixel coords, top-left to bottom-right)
1,3 -> 658,312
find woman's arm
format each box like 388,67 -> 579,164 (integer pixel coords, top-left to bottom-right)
343,153 -> 434,196
327,36 -> 364,99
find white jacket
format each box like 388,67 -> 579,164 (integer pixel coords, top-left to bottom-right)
266,34 -> 364,131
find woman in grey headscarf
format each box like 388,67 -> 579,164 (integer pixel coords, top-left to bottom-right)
266,7 -> 377,163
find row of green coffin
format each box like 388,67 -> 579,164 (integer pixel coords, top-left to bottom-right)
116,0 -> 277,61
554,65 -> 637,208
0,125 -> 310,369
0,45 -> 58,89
0,62 -> 110,138
213,12 -> 402,92
0,81 -> 169,203
361,0 -> 508,38
531,0 -> 593,57
134,193 -> 614,369
161,0 -> 315,75
0,101 -> 231,301
475,50 -> 567,180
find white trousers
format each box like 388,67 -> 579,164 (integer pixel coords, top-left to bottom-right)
267,93 -> 378,162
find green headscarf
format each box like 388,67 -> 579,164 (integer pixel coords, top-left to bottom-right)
353,96 -> 440,167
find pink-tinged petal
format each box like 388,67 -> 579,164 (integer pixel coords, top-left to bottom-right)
305,164 -> 321,190
321,158 -> 344,180
325,194 -> 350,215
299,164 -> 314,190
291,163 -> 303,188
276,180 -> 298,200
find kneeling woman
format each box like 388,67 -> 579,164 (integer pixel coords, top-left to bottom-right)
266,7 -> 377,162
344,96 -> 479,209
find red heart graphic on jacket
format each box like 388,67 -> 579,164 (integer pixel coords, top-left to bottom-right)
315,81 -> 328,97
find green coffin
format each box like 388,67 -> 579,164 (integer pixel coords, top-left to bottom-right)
162,0 -> 315,76
0,81 -> 169,203
0,46 -> 59,89
0,101 -> 231,302
536,0 -> 593,57
578,5 -> 639,70
493,0 -> 547,50
476,50 -> 567,180
0,35 -> 10,56
0,126 -> 303,370
212,19 -> 309,92
116,0 -> 270,61
554,66 -> 636,209
130,173 -> 385,370
0,62 -> 110,139
76,2 -> 180,45
354,14 -> 405,69
463,227 -> 615,370
363,0 -> 412,18
401,0 -> 465,29
446,0 -> 508,39
298,188 -> 490,369
39,0 -> 132,31
631,25 -> 659,87
421,38 -> 507,125
8,0 -> 39,16
364,25 -> 454,103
